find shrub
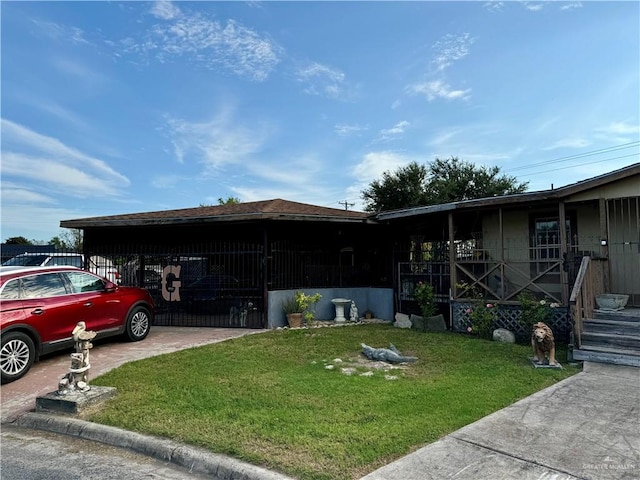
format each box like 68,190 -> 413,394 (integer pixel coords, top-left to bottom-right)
413,281 -> 437,318
466,302 -> 498,340
518,292 -> 559,329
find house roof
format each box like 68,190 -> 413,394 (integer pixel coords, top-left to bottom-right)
60,163 -> 639,230
60,198 -> 371,229
376,162 -> 640,221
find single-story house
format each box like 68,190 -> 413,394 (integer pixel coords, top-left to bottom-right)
60,199 -> 396,329
60,164 -> 639,364
376,162 -> 639,364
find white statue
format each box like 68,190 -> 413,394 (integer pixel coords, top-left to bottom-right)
58,321 -> 96,394
349,301 -> 359,322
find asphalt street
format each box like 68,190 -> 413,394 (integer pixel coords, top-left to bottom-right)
1,424 -> 211,480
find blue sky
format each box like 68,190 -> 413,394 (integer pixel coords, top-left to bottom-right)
2,1 -> 639,243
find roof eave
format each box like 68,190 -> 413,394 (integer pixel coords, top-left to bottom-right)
376,163 -> 640,221
60,212 -> 372,229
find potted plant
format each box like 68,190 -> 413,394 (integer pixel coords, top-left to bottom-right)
412,281 -> 446,331
282,291 -> 322,327
282,295 -> 304,328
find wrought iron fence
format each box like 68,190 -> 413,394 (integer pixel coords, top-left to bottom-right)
81,238 -> 391,328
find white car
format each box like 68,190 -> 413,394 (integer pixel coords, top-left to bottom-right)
2,253 -> 120,283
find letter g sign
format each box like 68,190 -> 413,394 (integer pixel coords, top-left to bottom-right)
162,265 -> 181,302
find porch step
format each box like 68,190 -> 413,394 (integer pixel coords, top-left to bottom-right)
577,312 -> 640,367
580,332 -> 640,350
573,347 -> 640,367
582,319 -> 640,338
594,309 -> 640,322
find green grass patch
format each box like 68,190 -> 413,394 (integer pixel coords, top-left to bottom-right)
88,324 -> 579,480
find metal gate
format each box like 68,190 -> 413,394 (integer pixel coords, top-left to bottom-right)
118,244 -> 265,328
608,197 -> 640,306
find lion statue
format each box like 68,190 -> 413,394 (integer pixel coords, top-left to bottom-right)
531,322 -> 557,366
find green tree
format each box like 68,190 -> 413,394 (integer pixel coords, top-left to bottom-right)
54,229 -> 83,251
424,157 -> 528,205
361,162 -> 429,212
218,196 -> 241,205
199,197 -> 241,207
4,236 -> 32,245
362,157 -> 528,212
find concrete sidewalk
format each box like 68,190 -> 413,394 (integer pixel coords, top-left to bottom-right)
362,362 -> 640,480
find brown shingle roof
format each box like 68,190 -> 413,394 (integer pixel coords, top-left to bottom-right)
61,199 -> 371,228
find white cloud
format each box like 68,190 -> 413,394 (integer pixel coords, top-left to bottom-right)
483,2 -> 504,12
296,62 -> 347,99
11,92 -> 89,131
409,80 -> 471,102
596,122 -> 639,136
543,137 -> 591,150
345,151 -> 414,211
592,122 -> 640,144
560,2 -> 582,11
1,182 -> 56,205
2,153 -> 124,198
376,121 -> 410,142
381,121 -> 409,137
150,0 -> 181,20
522,2 -> 545,12
31,20 -> 91,46
335,124 -> 368,137
428,128 -> 464,147
352,151 -> 411,183
164,110 -> 268,171
119,13 -> 282,81
1,119 -> 130,198
248,154 -> 322,185
431,33 -> 475,73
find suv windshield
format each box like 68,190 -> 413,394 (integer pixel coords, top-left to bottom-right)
2,255 -> 49,266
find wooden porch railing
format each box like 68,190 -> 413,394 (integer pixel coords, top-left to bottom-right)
569,256 -> 607,348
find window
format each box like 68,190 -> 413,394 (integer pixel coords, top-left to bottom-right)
45,255 -> 83,268
21,273 -> 67,299
65,271 -> 105,293
0,279 -> 21,300
530,214 -> 575,275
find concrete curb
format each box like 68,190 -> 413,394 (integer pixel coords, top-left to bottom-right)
14,412 -> 295,480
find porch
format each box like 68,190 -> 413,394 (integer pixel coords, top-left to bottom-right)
570,256 -> 640,367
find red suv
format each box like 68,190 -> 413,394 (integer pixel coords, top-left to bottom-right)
0,266 -> 154,384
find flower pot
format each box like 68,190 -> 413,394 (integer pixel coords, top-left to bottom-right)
286,313 -> 303,328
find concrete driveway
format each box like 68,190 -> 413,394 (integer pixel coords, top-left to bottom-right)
361,362 -> 640,480
1,326 -> 261,423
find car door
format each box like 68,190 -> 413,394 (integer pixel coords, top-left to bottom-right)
18,272 -> 78,345
62,271 -> 123,334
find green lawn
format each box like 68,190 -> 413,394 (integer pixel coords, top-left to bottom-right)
89,324 -> 579,480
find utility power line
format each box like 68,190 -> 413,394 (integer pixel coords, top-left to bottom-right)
504,141 -> 639,174
517,154 -> 639,178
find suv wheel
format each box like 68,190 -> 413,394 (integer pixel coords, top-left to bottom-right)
1,332 -> 35,384
125,306 -> 151,342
